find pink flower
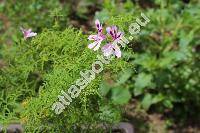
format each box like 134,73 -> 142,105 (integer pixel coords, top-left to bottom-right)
102,43 -> 121,58
88,19 -> 106,51
102,26 -> 123,58
20,27 -> 37,39
106,26 -> 123,42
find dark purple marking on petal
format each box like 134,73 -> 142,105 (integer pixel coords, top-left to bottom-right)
117,33 -> 122,39
114,30 -> 117,39
110,31 -> 115,38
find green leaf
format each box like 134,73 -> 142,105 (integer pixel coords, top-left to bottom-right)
142,93 -> 164,110
99,82 -> 111,96
134,73 -> 153,96
116,68 -> 133,85
141,93 -> 152,110
111,87 -> 131,105
163,100 -> 173,109
133,54 -> 158,70
152,93 -> 164,104
179,30 -> 194,48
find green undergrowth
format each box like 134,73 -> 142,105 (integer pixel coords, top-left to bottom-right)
98,0 -> 200,127
0,0 -> 69,46
0,27 -> 129,132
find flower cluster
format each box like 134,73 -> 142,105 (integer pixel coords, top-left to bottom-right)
88,19 -> 124,58
20,27 -> 37,39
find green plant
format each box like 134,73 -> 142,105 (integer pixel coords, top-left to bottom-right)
98,0 -> 200,125
0,26 -> 129,132
1,0 -> 200,132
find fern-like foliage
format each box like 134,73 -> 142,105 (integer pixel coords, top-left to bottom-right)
1,27 -> 128,132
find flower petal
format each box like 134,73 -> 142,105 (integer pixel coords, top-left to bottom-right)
26,32 -> 37,38
88,41 -> 98,49
106,26 -> 115,38
107,26 -> 123,41
106,27 -> 111,34
27,29 -> 32,33
88,35 -> 97,40
113,44 -> 121,58
117,32 -> 123,39
102,43 -> 113,57
95,19 -> 100,28
93,41 -> 101,51
95,19 -> 102,32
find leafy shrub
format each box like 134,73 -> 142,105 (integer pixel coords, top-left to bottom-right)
0,27 -> 129,132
